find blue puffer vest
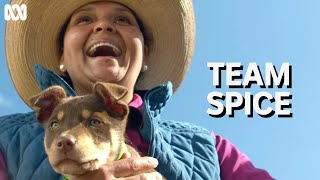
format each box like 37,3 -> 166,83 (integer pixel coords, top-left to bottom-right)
0,65 -> 220,180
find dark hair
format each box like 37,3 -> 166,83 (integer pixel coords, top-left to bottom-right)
131,10 -> 152,48
58,18 -> 70,51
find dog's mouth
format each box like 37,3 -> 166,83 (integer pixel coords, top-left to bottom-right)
86,42 -> 121,58
53,157 -> 99,175
55,157 -> 98,169
56,157 -> 97,166
56,158 -> 76,165
53,157 -> 76,166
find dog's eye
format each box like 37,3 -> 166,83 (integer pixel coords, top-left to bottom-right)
88,119 -> 101,126
50,121 -> 59,129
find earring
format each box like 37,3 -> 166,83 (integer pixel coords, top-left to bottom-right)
141,65 -> 148,72
59,64 -> 66,72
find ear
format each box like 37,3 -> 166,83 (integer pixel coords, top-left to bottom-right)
94,82 -> 129,120
141,46 -> 148,72
59,55 -> 64,65
58,43 -> 65,64
29,86 -> 67,125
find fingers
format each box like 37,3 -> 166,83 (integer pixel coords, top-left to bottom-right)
111,157 -> 159,177
120,151 -> 132,159
72,156 -> 160,180
118,171 -> 163,180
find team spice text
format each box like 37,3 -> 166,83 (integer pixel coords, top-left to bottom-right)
207,62 -> 292,118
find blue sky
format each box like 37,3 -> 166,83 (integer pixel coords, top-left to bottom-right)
0,1 -> 319,179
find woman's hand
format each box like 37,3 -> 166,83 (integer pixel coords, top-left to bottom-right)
72,152 -> 162,180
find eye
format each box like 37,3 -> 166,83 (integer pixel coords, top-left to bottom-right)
76,16 -> 93,25
49,121 -> 59,129
87,119 -> 102,126
114,16 -> 132,25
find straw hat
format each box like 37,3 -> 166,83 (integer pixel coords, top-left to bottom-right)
5,0 -> 195,108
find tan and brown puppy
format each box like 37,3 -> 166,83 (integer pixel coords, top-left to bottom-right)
30,82 -> 141,178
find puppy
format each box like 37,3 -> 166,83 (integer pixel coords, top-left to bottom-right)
30,82 -> 142,178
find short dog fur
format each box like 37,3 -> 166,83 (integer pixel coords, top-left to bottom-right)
30,82 -> 143,178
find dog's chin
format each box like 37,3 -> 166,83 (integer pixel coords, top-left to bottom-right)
53,159 -> 102,176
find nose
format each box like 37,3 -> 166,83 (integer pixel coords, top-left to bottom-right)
94,20 -> 116,33
56,136 -> 76,152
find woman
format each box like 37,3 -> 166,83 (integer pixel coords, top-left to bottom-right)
0,0 -> 274,179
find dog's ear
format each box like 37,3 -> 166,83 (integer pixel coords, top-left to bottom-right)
30,86 -> 67,125
94,82 -> 129,120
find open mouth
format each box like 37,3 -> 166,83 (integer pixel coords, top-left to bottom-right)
87,42 -> 121,57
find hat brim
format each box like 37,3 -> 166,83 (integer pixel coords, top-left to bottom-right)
5,0 -> 195,108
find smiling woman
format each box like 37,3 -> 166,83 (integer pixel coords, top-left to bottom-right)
0,0 -> 274,180
60,2 -> 147,102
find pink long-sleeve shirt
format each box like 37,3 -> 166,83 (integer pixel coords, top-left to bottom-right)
0,94 -> 274,180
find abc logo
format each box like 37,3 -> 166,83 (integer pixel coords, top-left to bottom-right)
4,4 -> 27,21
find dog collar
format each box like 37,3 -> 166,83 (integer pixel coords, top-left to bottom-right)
116,142 -> 128,160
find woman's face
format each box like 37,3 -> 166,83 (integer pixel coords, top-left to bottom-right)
60,1 -> 147,97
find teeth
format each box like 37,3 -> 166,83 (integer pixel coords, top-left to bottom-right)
87,42 -> 121,57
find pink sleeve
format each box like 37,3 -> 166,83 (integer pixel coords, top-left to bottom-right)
0,152 -> 7,180
212,132 -> 275,180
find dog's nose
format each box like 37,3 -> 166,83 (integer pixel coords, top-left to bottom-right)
57,136 -> 76,151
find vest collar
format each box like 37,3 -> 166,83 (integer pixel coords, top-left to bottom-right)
34,64 -> 76,96
34,64 -> 173,110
